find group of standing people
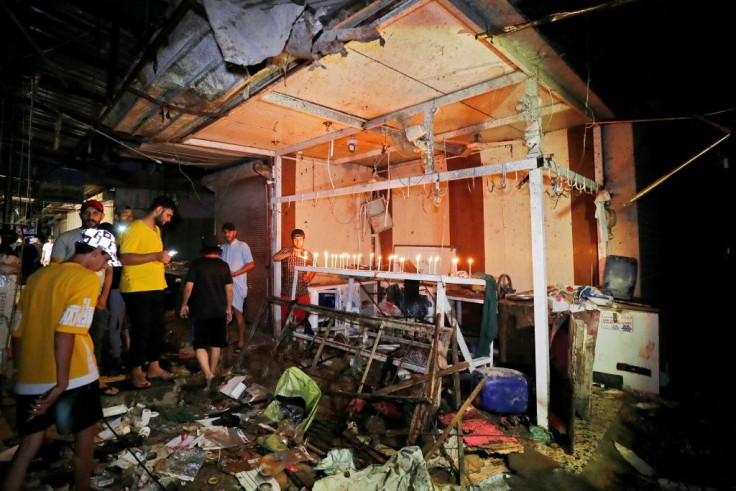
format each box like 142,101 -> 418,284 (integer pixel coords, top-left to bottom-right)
4,195 -> 178,490
4,193 -> 315,489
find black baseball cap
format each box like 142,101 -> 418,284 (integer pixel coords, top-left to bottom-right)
200,234 -> 221,253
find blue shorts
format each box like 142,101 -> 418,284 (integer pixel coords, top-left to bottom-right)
15,381 -> 103,436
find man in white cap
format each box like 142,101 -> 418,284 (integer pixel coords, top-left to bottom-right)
4,228 -> 120,491
51,198 -> 116,394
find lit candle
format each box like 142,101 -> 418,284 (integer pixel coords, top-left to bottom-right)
452,257 -> 459,275
332,254 -> 336,268
433,256 -> 439,275
314,252 -> 318,267
400,257 -> 405,273
468,258 -> 473,276
324,251 -> 328,267
357,254 -> 361,270
415,254 -> 421,274
377,256 -> 382,272
369,253 -> 374,271
388,255 -> 394,272
352,254 -> 357,269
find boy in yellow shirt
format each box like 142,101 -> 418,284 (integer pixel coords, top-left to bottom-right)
4,228 -> 120,491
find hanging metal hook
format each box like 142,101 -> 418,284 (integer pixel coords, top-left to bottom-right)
486,175 -> 495,193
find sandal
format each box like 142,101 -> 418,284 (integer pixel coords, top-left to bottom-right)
130,379 -> 152,390
101,384 -> 120,396
148,370 -> 176,381
231,346 -> 243,357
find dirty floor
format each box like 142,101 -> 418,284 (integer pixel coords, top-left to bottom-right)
0,310 -> 731,490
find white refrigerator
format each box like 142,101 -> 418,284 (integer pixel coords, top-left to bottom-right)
592,304 -> 660,394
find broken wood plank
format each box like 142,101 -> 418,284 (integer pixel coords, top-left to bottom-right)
373,362 -> 469,395
310,317 -> 335,372
357,322 -> 383,393
325,390 -> 430,404
342,430 -> 388,464
408,316 -> 443,447
452,321 -> 466,486
424,378 -> 486,461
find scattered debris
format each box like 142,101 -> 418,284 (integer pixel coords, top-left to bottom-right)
614,441 -> 657,477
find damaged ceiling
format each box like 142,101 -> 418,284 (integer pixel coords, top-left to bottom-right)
2,0 -> 734,210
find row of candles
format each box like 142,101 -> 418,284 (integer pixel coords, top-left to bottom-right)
304,251 -> 473,276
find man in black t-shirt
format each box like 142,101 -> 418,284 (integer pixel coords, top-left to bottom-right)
179,235 -> 233,394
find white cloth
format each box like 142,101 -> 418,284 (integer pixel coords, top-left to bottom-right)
220,238 -> 253,311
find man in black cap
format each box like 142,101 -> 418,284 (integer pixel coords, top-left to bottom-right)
272,228 -> 316,326
179,234 -> 233,394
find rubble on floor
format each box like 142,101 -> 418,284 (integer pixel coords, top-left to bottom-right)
0,313 -> 732,490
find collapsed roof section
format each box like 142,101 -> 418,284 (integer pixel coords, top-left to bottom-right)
104,0 -> 614,170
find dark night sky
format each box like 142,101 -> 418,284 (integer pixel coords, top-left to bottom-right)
510,0 -> 736,391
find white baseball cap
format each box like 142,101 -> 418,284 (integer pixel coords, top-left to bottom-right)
77,228 -> 121,266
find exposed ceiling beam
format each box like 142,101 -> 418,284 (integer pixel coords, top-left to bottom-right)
276,126 -> 357,156
274,72 -> 527,156
272,157 -> 540,204
184,138 -> 276,157
262,92 -> 366,128
436,102 -> 568,140
363,71 -> 527,128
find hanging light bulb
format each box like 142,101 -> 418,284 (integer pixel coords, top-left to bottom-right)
347,136 -> 357,153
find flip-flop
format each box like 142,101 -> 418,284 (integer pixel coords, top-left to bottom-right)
231,347 -> 243,357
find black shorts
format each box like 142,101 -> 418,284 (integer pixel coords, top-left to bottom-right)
16,381 -> 103,436
191,316 -> 228,350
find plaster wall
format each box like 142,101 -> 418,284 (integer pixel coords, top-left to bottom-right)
602,123 -> 641,296
387,158 -> 451,250
292,156 -> 374,263
482,128 -> 575,292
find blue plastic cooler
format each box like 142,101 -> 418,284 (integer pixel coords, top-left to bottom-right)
472,366 -> 528,414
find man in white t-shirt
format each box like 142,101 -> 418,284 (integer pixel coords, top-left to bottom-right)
40,236 -> 54,266
220,222 -> 254,355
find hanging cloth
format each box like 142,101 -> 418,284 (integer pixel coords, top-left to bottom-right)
475,275 -> 498,358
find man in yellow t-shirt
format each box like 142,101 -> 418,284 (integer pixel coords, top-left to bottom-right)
4,228 -> 121,491
119,195 -> 176,389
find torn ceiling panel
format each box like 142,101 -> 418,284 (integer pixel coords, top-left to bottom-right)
189,0 -> 561,165
202,0 -> 306,66
102,7 -> 247,139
